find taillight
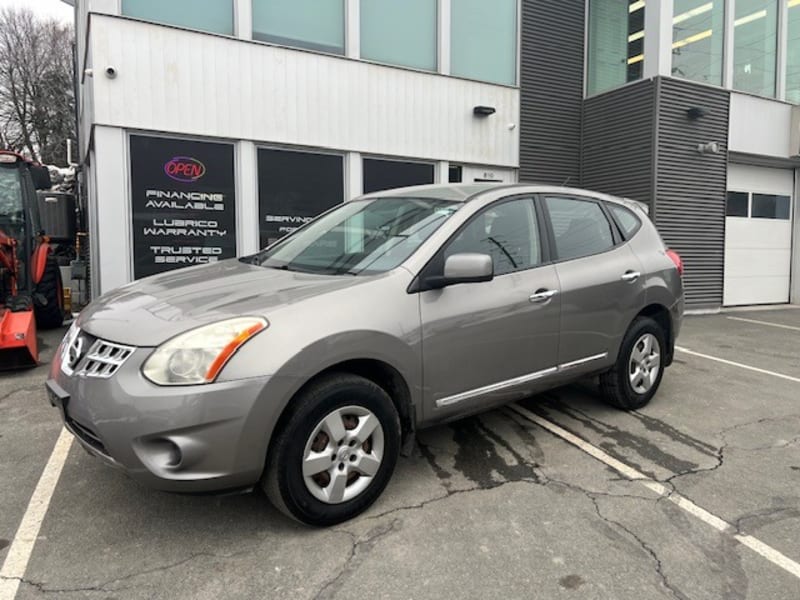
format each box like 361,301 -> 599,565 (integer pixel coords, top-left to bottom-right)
666,249 -> 683,276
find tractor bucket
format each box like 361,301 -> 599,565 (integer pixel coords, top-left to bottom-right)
0,308 -> 39,369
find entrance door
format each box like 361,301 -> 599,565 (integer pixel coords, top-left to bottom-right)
724,165 -> 794,306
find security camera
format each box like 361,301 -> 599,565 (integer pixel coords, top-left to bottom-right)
105,66 -> 117,79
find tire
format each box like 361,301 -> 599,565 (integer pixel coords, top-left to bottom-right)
34,257 -> 64,329
600,317 -> 666,410
262,373 -> 401,526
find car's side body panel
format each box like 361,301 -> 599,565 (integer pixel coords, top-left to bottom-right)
418,263 -> 561,422
554,243 -> 647,368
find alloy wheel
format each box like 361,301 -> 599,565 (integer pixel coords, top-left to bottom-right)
301,406 -> 385,504
628,333 -> 661,394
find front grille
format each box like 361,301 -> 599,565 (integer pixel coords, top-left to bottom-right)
66,416 -> 108,455
80,339 -> 135,378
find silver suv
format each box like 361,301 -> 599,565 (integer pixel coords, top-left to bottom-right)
47,184 -> 683,526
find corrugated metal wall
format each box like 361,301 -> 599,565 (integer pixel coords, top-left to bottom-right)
519,0 -> 584,185
580,79 -> 655,205
654,78 -> 730,309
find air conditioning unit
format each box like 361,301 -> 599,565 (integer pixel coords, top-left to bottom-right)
791,104 -> 800,158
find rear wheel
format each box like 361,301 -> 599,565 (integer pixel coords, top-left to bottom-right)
34,257 -> 64,329
262,374 -> 400,526
600,317 -> 666,410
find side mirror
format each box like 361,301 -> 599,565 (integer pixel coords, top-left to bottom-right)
423,253 -> 493,290
30,165 -> 52,190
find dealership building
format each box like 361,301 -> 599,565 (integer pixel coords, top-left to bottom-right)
68,0 -> 799,310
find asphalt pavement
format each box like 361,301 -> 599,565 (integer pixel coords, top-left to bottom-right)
1,308 -> 799,599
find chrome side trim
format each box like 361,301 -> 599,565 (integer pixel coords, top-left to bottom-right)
559,352 -> 608,370
435,352 -> 609,409
436,367 -> 558,408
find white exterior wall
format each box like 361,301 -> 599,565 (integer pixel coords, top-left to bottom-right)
728,93 -> 795,159
88,15 -> 519,167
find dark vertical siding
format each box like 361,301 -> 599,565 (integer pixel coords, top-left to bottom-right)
580,79 -> 655,206
654,77 -> 729,309
519,0 -> 584,185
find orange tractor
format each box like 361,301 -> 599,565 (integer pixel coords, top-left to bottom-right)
1,150 -> 65,369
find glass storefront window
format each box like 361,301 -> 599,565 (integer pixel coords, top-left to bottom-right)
671,0 -> 725,85
587,0 -> 645,96
121,0 -> 233,35
252,0 -> 345,54
788,0 -> 800,104
361,0 -> 437,71
362,158 -> 435,194
733,0 -> 778,97
257,148 -> 344,248
450,0 -> 517,85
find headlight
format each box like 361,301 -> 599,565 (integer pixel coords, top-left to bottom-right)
142,317 -> 268,386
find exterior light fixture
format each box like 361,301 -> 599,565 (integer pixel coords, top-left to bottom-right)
686,107 -> 707,119
473,106 -> 496,117
696,141 -> 720,154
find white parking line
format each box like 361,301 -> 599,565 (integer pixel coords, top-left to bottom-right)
675,346 -> 800,384
0,429 -> 73,600
508,404 -> 800,580
727,316 -> 800,332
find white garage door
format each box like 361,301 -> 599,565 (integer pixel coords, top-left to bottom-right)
724,164 -> 795,306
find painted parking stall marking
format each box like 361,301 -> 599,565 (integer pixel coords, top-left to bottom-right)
675,346 -> 800,384
727,316 -> 800,332
0,429 -> 73,600
508,404 -> 800,581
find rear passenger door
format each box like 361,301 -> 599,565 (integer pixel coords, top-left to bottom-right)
542,195 -> 645,368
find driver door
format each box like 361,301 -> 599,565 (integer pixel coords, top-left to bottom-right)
418,196 -> 561,419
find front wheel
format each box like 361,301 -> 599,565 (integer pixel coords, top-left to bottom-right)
600,317 -> 666,410
262,374 -> 400,526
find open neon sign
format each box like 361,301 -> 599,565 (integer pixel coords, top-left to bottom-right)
164,156 -> 206,183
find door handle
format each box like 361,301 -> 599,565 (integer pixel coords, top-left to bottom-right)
529,289 -> 559,303
621,271 -> 641,283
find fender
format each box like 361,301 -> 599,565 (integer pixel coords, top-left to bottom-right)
31,242 -> 52,285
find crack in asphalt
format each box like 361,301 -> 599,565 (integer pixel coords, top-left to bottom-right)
0,384 -> 43,404
734,507 -> 800,535
586,496 -> 689,600
1,549 -> 254,595
315,519 -> 402,600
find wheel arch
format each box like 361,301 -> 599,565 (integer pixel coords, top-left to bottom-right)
266,357 -> 417,470
635,303 -> 674,365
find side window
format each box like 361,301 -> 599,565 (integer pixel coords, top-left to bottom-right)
445,198 -> 541,276
544,196 -> 615,261
609,204 -> 641,238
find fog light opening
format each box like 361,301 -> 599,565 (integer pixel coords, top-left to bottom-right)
164,440 -> 182,468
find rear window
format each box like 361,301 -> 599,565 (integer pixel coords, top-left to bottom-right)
609,204 -> 641,238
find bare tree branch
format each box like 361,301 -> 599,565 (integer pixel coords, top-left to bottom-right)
0,7 -> 75,165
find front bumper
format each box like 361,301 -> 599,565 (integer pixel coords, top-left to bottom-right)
47,343 -> 298,493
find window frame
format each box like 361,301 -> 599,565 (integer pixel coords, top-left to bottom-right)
411,194 -> 549,293
538,194 -> 623,264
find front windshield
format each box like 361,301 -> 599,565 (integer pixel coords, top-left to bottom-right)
250,197 -> 460,275
0,166 -> 25,241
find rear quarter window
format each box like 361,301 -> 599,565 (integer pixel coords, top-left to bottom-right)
608,204 -> 642,239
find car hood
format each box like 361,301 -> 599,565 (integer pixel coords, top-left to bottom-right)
79,260 -> 367,346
